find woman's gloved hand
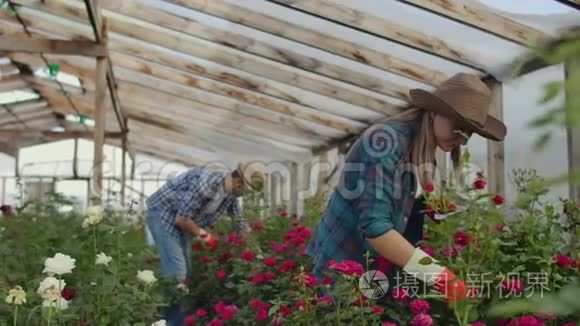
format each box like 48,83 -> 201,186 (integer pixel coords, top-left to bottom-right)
402,247 -> 466,304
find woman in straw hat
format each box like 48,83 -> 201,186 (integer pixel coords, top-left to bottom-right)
306,73 -> 507,303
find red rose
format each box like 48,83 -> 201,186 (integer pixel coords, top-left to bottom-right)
301,273 -> 318,288
449,202 -> 458,211
474,179 -> 487,190
424,183 -> 435,193
192,241 -> 203,251
553,254 -> 574,267
372,306 -> 385,315
421,245 -> 435,258
410,299 -> 430,314
184,315 -> 196,326
251,220 -> 264,231
183,276 -> 190,285
226,232 -> 244,245
207,319 -> 223,326
263,256 -> 277,267
61,287 -> 75,300
279,209 -> 288,218
263,272 -> 277,281
328,260 -> 365,276
250,274 -> 266,285
278,260 -> 298,273
315,294 -> 333,305
453,231 -> 470,247
215,270 -> 227,281
195,309 -> 207,318
493,194 -> 505,206
322,276 -> 334,286
250,299 -> 271,310
496,224 -> 505,232
279,305 -> 292,317
241,250 -> 256,262
218,252 -> 233,263
201,255 -> 212,263
256,309 -> 268,321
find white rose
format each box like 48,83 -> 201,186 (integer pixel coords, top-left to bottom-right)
37,277 -> 66,301
42,297 -> 69,311
151,320 -> 166,326
95,252 -> 112,266
43,253 -> 76,276
85,205 -> 103,226
5,285 -> 26,305
137,270 -> 157,285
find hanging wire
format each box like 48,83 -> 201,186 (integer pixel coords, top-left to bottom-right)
6,0 -> 89,131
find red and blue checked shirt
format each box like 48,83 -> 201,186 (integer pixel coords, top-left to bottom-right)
146,167 -> 249,239
307,119 -> 421,279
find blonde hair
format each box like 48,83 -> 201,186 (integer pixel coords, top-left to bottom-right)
379,107 -> 437,186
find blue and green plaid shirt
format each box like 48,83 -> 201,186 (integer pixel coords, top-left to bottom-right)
307,119 -> 420,278
146,167 -> 249,239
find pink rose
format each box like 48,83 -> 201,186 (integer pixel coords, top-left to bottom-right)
263,256 -> 278,267
255,309 -> 268,321
454,231 -> 470,247
215,270 -> 226,281
329,260 -> 365,276
410,299 -> 430,314
240,250 -> 255,262
184,315 -> 196,326
195,309 -> 207,318
411,313 -> 433,326
553,254 -> 574,267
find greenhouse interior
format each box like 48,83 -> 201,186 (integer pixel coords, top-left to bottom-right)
0,0 -> 579,325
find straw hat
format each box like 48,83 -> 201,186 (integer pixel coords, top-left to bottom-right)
236,161 -> 265,191
409,73 -> 507,141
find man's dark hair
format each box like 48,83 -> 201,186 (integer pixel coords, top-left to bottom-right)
231,169 -> 242,179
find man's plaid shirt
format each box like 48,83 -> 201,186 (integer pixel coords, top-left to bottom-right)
146,167 -> 249,239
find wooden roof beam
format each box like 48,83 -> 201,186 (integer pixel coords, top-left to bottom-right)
270,0 -> 486,70
0,36 -> 107,56
166,0 -> 449,86
397,0 -> 548,46
5,50 -> 349,139
0,25 -> 369,135
8,0 -> 401,115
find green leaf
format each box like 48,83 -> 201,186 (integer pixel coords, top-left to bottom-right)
418,256 -> 434,265
533,132 -> 552,151
540,81 -> 563,104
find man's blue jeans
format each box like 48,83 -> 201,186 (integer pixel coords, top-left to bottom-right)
147,207 -> 191,326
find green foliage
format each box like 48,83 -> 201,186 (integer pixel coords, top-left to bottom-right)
0,197 -> 164,325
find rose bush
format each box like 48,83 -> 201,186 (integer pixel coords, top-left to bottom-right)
0,197 -> 164,325
1,166 -> 578,325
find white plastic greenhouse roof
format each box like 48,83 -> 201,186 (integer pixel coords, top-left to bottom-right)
0,0 -> 578,166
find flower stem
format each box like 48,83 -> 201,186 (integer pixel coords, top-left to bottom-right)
13,305 -> 18,326
46,306 -> 53,326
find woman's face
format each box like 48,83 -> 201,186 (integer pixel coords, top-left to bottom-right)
432,113 -> 472,152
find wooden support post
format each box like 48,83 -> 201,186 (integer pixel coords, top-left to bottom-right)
566,60 -> 580,201
92,18 -> 108,205
14,145 -> 19,178
1,177 -> 5,204
486,81 -> 505,196
121,129 -> 127,207
270,173 -> 279,215
288,161 -> 298,216
316,152 -> 329,196
73,137 -> 78,178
